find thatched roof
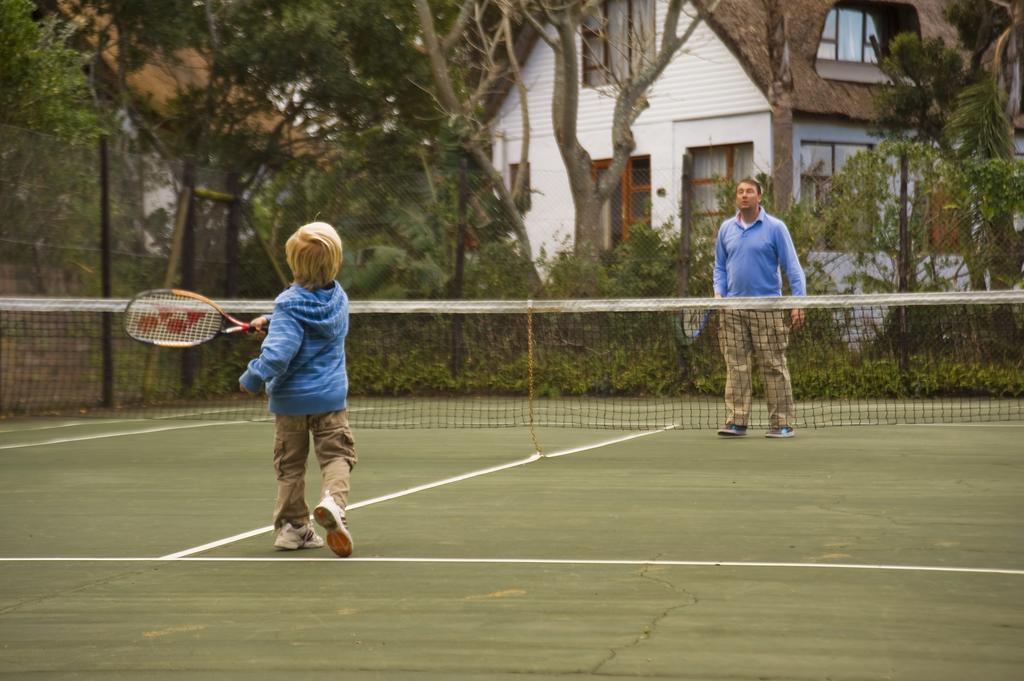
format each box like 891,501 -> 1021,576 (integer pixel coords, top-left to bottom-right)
693,0 -> 958,123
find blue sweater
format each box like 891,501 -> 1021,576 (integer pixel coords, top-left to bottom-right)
713,208 -> 806,297
239,282 -> 349,415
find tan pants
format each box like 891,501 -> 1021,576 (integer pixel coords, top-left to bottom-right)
718,309 -> 795,428
272,409 -> 357,529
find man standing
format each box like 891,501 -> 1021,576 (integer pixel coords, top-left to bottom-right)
713,178 -> 805,438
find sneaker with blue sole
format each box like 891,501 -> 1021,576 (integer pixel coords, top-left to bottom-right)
765,425 -> 795,438
717,423 -> 748,437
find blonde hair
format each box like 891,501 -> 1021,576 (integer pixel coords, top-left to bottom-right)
285,222 -> 343,289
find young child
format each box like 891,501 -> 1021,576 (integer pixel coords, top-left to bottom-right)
239,221 -> 355,557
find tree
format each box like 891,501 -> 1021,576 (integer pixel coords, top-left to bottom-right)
520,0 -> 717,260
872,33 -> 968,146
414,0 -> 541,287
945,75 -> 1022,289
871,1 -> 1023,291
990,0 -> 1023,121
763,0 -> 794,210
61,0 -> 438,184
48,0 -> 450,295
945,0 -> 1021,121
0,0 -> 101,141
416,0 -> 717,274
945,0 -> 1008,74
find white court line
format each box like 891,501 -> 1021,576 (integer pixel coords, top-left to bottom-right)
159,428 -> 676,560
0,419 -> 134,434
900,423 -> 1024,428
0,421 -> 237,450
0,556 -> 1020,577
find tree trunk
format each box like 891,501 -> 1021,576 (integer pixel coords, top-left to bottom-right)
771,101 -> 794,209
1001,0 -> 1023,121
573,189 -> 605,263
765,0 -> 794,209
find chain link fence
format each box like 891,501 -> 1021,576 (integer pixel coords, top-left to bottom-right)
2,126 -> 1020,301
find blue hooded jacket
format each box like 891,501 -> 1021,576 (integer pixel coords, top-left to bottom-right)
239,281 -> 349,415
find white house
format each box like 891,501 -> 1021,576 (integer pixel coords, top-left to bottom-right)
489,0 -> 1022,263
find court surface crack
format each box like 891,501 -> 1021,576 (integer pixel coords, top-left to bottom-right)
590,559 -> 698,675
0,565 -> 155,616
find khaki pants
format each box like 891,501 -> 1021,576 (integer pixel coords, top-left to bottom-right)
718,309 -> 795,428
272,409 -> 357,529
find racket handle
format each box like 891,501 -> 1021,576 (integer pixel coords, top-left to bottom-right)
246,320 -> 270,335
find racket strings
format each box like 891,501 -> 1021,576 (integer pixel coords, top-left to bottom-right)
126,294 -> 223,345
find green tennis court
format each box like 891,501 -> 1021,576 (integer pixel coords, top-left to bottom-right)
1,415 -> 1022,680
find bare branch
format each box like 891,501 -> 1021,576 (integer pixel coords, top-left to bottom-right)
441,0 -> 477,53
414,0 -> 466,116
502,10 -> 531,201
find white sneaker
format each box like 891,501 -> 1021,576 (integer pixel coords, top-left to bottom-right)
314,493 -> 353,557
274,522 -> 325,550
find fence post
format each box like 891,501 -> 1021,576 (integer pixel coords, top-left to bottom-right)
678,153 -> 694,297
898,152 -> 910,374
99,135 -> 113,408
450,156 -> 468,376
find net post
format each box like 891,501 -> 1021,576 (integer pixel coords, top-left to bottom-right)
99,135 -> 114,408
526,299 -> 543,455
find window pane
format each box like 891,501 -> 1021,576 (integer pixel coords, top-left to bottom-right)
582,10 -> 606,86
732,143 -> 754,180
838,9 -> 863,62
817,40 -> 836,60
694,184 -> 719,213
822,9 -> 836,40
800,176 -> 827,207
630,0 -> 655,72
834,144 -> 867,171
583,31 -> 606,86
607,0 -> 629,80
630,190 -> 651,220
630,157 -> 650,186
693,148 -> 728,177
864,12 -> 880,63
801,143 -> 833,176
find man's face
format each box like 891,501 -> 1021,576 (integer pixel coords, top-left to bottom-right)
735,182 -> 761,212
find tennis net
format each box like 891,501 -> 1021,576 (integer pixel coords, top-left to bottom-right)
1,292 -> 1022,429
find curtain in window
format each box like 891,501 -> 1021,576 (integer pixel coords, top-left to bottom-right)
837,9 -> 863,62
630,0 -> 655,74
607,0 -> 630,81
582,10 -> 606,86
732,145 -> 753,181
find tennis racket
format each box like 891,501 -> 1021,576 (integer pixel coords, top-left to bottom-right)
124,289 -> 263,348
673,308 -> 712,346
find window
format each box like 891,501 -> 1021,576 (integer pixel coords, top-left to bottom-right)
582,0 -> 655,87
592,156 -> 651,247
799,141 -> 871,206
688,143 -> 754,215
817,5 -> 892,64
